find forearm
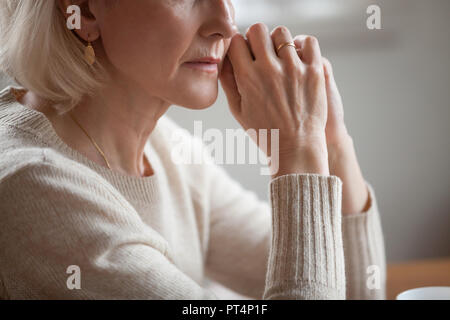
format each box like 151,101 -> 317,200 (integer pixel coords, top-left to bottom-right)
328,134 -> 387,299
328,133 -> 370,215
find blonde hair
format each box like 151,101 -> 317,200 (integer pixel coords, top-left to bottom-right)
0,0 -> 108,114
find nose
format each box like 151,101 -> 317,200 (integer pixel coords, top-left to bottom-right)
200,0 -> 239,40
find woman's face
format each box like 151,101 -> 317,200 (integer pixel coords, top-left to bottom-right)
90,0 -> 238,109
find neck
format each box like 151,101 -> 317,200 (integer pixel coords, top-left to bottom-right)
21,77 -> 171,177
71,77 -> 171,177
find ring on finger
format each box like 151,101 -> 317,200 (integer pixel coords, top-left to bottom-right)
276,41 -> 296,56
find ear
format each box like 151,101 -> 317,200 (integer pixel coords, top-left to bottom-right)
57,0 -> 100,42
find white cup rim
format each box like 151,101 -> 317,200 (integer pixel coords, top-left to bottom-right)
396,286 -> 450,300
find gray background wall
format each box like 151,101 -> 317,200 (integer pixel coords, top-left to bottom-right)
2,0 -> 448,263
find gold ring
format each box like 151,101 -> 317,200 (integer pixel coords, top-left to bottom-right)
276,42 -> 296,55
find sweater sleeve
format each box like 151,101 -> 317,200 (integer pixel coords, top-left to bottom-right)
342,182 -> 387,300
0,157 -> 219,299
204,161 -> 386,300
204,161 -> 346,299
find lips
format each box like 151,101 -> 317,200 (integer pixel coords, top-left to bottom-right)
183,57 -> 221,73
186,57 -> 221,64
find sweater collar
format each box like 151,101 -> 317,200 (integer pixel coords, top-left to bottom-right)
0,85 -> 162,205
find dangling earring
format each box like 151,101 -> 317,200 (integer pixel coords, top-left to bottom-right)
84,34 -> 96,66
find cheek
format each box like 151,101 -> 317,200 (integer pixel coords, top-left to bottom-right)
99,3 -> 193,85
97,1 -> 219,108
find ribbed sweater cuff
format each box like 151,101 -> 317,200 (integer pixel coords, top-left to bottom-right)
264,174 -> 345,300
342,182 -> 386,300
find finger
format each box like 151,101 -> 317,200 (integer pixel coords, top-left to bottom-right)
219,56 -> 242,117
323,57 -> 338,96
322,57 -> 344,111
293,35 -> 322,66
245,23 -> 277,62
323,57 -> 334,107
271,26 -> 300,67
322,57 -> 333,79
227,33 -> 253,77
293,38 -> 303,60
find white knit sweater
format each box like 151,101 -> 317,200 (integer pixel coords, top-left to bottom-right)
0,86 -> 386,300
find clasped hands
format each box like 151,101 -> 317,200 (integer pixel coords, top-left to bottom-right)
219,23 -> 370,215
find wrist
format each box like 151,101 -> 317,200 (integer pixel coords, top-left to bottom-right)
326,134 -> 369,215
328,133 -> 355,170
326,124 -> 352,151
270,136 -> 330,179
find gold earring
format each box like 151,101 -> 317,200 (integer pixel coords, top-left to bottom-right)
84,34 -> 96,66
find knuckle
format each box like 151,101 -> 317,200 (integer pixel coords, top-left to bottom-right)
305,35 -> 319,46
307,64 -> 323,77
284,62 -> 302,78
294,65 -> 305,79
263,58 -> 283,76
271,25 -> 291,37
246,22 -> 268,37
229,33 -> 241,48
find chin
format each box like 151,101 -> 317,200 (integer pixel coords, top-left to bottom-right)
176,86 -> 219,110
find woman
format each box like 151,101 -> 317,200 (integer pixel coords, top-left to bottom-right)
0,0 -> 385,299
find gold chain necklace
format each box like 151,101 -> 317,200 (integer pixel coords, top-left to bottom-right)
69,112 -> 112,170
12,88 -> 112,170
